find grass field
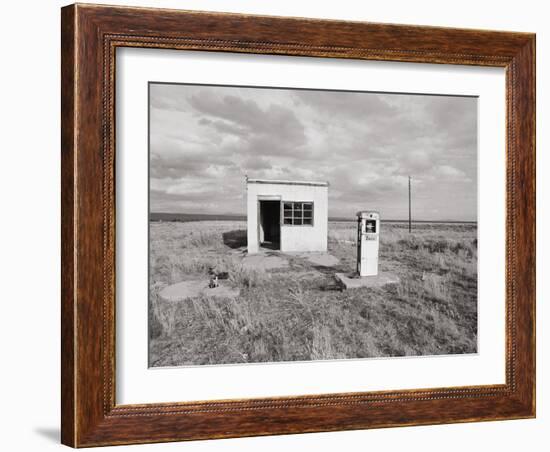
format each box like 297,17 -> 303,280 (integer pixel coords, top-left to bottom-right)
149,220 -> 477,367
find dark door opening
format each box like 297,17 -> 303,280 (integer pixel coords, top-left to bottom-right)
259,200 -> 281,250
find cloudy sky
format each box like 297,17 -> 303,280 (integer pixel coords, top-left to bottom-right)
149,83 -> 477,221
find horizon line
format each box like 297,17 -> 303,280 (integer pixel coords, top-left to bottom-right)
150,211 -> 477,223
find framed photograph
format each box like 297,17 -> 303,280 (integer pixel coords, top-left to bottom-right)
61,3 -> 535,447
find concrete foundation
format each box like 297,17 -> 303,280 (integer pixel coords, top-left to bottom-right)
242,253 -> 289,270
334,272 -> 400,290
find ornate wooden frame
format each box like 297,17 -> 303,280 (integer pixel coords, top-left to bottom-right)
61,3 -> 536,447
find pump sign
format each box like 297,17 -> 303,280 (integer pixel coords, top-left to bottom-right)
365,219 -> 376,233
356,211 -> 380,276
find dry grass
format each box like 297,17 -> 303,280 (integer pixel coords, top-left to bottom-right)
149,220 -> 477,366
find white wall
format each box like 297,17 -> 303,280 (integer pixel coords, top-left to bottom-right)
247,183 -> 328,253
0,1 -> 546,452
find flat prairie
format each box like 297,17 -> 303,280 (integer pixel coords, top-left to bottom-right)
149,220 -> 477,367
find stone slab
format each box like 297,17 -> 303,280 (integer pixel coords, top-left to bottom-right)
334,272 -> 400,290
159,279 -> 239,302
242,254 -> 289,270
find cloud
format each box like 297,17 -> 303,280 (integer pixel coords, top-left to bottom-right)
436,165 -> 470,180
243,156 -> 273,170
293,90 -> 395,119
198,118 -> 248,137
149,83 -> 477,220
189,91 -> 306,147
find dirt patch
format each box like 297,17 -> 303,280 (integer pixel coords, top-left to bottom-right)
159,279 -> 239,302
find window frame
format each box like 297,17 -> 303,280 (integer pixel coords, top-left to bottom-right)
282,201 -> 314,227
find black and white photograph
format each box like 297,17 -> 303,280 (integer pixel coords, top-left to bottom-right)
148,83 -> 478,367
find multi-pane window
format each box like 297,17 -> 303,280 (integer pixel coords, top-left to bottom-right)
283,202 -> 313,226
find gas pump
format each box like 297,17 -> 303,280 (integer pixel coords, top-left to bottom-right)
356,211 -> 380,277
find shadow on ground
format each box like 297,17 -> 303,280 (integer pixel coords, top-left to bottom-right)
34,427 -> 59,443
222,229 -> 247,248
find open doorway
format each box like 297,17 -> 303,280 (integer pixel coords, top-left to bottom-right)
258,200 -> 281,250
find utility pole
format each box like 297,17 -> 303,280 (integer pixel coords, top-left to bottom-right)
408,176 -> 412,233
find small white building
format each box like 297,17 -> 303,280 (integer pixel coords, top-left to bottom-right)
246,178 -> 329,254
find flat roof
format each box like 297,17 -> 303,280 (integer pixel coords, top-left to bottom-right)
246,178 -> 329,187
